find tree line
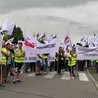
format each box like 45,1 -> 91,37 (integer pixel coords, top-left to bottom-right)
3,26 -> 24,44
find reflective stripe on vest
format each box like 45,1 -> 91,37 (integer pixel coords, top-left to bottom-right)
73,53 -> 77,65
68,55 -> 74,66
14,48 -> 25,63
96,60 -> 98,63
2,47 -> 7,65
55,57 -> 58,61
44,55 -> 48,59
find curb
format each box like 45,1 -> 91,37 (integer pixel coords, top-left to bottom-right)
87,70 -> 98,90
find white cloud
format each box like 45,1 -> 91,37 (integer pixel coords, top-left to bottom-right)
0,0 -> 97,14
0,1 -> 98,43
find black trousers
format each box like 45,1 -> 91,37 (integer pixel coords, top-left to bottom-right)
65,60 -> 68,71
87,60 -> 90,68
78,60 -> 85,71
54,61 -> 58,71
96,62 -> 98,73
29,62 -> 35,72
57,60 -> 62,74
61,60 -> 64,70
45,59 -> 48,67
50,61 -> 55,72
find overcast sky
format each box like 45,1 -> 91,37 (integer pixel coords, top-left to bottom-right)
0,0 -> 98,43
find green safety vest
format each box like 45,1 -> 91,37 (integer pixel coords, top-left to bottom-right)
43,55 -> 48,59
11,53 -> 15,60
55,57 -> 58,61
61,57 -> 64,60
68,55 -> 75,66
14,48 -> 25,63
2,47 -> 7,65
73,53 -> 77,65
96,60 -> 98,63
59,53 -> 64,61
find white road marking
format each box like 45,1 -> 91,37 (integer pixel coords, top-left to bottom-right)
44,71 -> 57,78
26,73 -> 35,77
61,72 -> 70,80
78,72 -> 89,81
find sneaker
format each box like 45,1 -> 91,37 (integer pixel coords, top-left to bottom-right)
16,80 -> 21,82
4,80 -> 9,83
70,77 -> 74,79
26,71 -> 29,73
10,73 -> 14,76
35,74 -> 39,76
44,72 -> 47,74
58,73 -> 62,75
38,73 -> 42,75
13,81 -> 16,84
73,75 -> 76,77
20,70 -> 23,74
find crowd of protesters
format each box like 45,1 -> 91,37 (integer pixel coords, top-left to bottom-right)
0,40 -> 98,85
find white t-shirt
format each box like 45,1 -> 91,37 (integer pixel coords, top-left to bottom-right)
64,51 -> 70,60
7,50 -> 11,64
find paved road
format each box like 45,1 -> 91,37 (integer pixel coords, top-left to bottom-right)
0,71 -> 98,98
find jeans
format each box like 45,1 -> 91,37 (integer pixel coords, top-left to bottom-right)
25,63 -> 29,71
43,64 -> 47,72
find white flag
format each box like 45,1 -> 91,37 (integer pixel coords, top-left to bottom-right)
7,22 -> 15,35
89,33 -> 98,47
0,18 -> 9,33
64,32 -> 73,50
44,33 -> 53,44
5,37 -> 14,44
0,19 -> 15,35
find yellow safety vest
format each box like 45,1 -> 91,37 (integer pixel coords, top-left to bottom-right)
2,47 -> 7,65
61,57 -> 64,60
73,53 -> 77,65
43,55 -> 48,59
14,48 -> 25,63
55,57 -> 58,61
59,53 -> 64,60
68,55 -> 74,66
96,60 -> 98,63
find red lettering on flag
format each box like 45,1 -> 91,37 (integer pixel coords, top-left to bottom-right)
24,39 -> 37,48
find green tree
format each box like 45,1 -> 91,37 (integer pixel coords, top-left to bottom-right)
3,26 -> 24,44
3,35 -> 9,41
11,26 -> 24,44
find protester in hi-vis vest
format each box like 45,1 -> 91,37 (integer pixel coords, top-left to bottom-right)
1,40 -> 7,83
57,47 -> 65,75
64,48 -> 70,71
68,50 -> 76,79
4,43 -> 12,82
43,54 -> 48,68
13,42 -> 25,84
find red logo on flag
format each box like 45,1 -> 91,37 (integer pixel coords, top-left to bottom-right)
24,39 -> 37,48
64,36 -> 69,43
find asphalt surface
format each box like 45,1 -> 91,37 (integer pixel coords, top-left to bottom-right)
0,70 -> 98,98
